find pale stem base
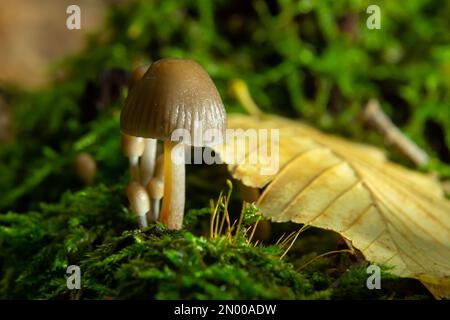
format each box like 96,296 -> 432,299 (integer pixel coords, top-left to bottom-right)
160,141 -> 185,230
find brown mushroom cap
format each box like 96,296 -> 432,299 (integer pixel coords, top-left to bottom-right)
128,64 -> 150,91
120,58 -> 226,146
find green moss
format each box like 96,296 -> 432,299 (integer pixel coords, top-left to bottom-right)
0,184 -> 133,298
330,266 -> 424,299
0,183 -> 433,299
79,229 -> 330,299
0,183 -> 319,299
0,183 -> 320,299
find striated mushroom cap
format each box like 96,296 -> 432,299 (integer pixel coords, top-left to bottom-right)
120,58 -> 226,147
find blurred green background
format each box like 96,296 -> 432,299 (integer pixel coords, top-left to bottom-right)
1,0 -> 449,213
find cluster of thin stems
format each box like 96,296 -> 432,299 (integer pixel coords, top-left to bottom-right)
124,135 -> 163,229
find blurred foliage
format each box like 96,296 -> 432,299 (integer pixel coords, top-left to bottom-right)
0,0 -> 447,299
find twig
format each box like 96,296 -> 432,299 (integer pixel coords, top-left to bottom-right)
230,79 -> 263,117
361,99 -> 429,166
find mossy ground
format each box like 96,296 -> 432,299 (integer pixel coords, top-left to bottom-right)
0,0 -> 448,299
0,182 -> 432,299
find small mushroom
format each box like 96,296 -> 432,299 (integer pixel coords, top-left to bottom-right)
140,138 -> 157,187
146,154 -> 164,222
121,58 -> 226,230
121,133 -> 145,182
126,181 -> 150,229
73,152 -> 97,185
128,64 -> 150,92
127,65 -> 158,186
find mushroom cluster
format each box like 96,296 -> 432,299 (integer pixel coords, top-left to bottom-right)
120,58 -> 226,230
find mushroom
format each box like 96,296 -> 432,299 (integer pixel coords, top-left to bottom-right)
120,58 -> 226,230
73,152 -> 97,185
128,64 -> 150,92
147,154 -> 164,222
121,133 -> 145,182
127,64 -> 158,186
126,181 -> 150,229
140,138 -> 157,187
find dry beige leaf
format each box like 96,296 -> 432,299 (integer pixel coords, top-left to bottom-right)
215,113 -> 450,299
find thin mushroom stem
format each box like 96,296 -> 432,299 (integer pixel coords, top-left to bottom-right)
129,155 -> 140,182
146,154 -> 164,222
151,200 -> 160,222
153,153 -> 165,181
147,178 -> 164,222
126,182 -> 150,229
140,138 -> 157,186
160,141 -> 185,230
361,99 -> 429,166
121,133 -> 145,182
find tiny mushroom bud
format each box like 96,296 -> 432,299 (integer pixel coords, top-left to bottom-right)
126,181 -> 150,229
121,133 -> 145,181
121,58 -> 226,230
149,178 -> 164,199
73,152 -> 97,185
